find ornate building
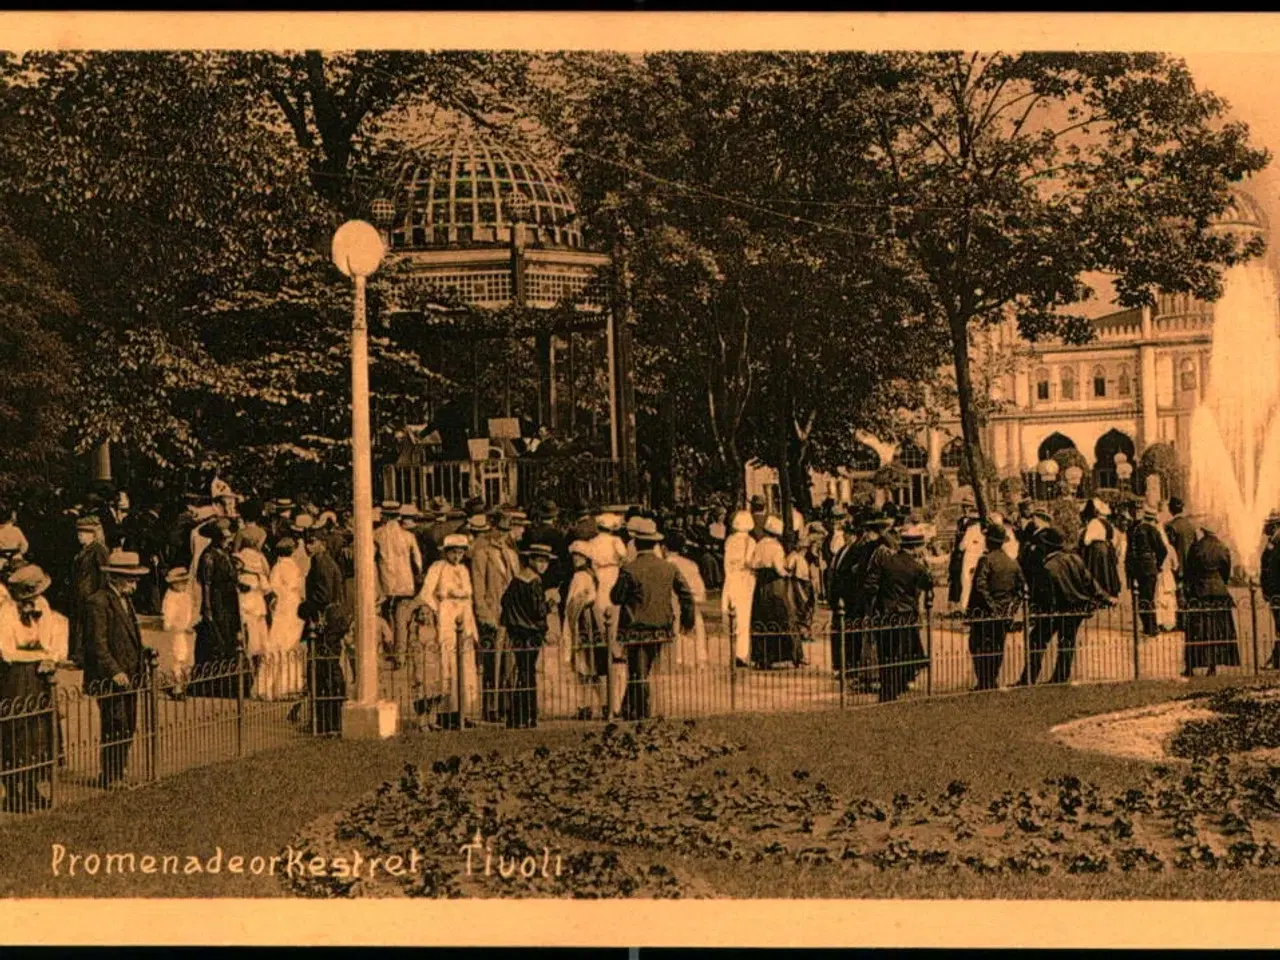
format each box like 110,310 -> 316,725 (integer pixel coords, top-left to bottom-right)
747,189 -> 1269,513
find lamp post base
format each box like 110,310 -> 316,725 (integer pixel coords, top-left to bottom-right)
342,700 -> 400,740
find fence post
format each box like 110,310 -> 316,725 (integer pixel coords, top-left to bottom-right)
603,609 -> 614,721
1130,579 -> 1142,682
924,590 -> 934,698
455,614 -> 466,728
728,604 -> 738,713
1250,577 -> 1262,677
147,655 -> 160,782
1021,584 -> 1032,688
48,676 -> 60,809
308,642 -> 318,737
235,641 -> 246,758
836,599 -> 846,710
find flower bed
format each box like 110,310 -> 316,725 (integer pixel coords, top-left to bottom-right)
283,716 -> 1280,897
1169,685 -> 1280,758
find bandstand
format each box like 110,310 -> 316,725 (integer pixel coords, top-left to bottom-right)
371,133 -> 639,510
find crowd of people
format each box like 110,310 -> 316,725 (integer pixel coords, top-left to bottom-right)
0,473 -> 1270,813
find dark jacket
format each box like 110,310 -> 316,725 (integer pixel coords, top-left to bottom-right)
300,549 -> 351,648
610,550 -> 695,633
1262,531 -> 1280,600
1125,519 -> 1168,582
866,547 -> 932,617
1184,532 -> 1233,601
82,586 -> 144,687
969,548 -> 1026,617
1041,549 -> 1112,615
1166,516 -> 1198,576
845,534 -> 887,618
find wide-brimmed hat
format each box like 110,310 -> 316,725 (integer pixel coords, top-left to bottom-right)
165,566 -> 191,585
626,516 -> 664,542
568,540 -> 591,558
1031,507 -> 1053,523
984,524 -> 1007,546
763,515 -> 784,537
1090,497 -> 1112,518
446,507 -> 466,521
521,543 -> 555,560
103,550 -> 149,577
397,503 -> 420,519
899,526 -> 927,549
466,513 -> 490,533
75,515 -> 102,532
442,533 -> 469,551
730,510 -> 754,534
429,496 -> 451,513
6,564 -> 51,600
380,499 -> 400,512
1038,528 -> 1066,553
862,513 -> 893,530
292,514 -> 317,536
273,497 -> 295,509
596,512 -> 624,532
538,499 -> 560,518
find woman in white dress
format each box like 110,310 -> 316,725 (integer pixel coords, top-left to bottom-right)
664,532 -> 709,668
162,567 -> 198,698
583,513 -> 628,651
957,518 -> 987,612
561,541 -> 609,717
416,533 -> 480,726
234,533 -> 273,690
722,510 -> 757,666
258,536 -> 306,700
1155,503 -> 1180,632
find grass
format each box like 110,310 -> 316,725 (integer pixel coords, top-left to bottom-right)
0,673 -> 1272,899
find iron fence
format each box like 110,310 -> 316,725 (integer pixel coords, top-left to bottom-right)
7,577 -> 1280,818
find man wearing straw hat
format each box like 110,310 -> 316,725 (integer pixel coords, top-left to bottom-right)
83,550 -> 156,788
609,516 -> 695,721
469,512 -> 516,723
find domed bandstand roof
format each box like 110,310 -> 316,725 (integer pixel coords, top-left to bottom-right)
1209,187 -> 1268,236
387,133 -> 586,251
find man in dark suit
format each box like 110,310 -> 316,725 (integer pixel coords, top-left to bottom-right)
299,528 -> 351,735
1126,506 -> 1168,638
83,550 -> 155,788
1261,511 -> 1280,669
69,515 -> 109,668
1165,497 -> 1197,632
1038,529 -> 1114,684
525,499 -> 570,606
862,525 -> 933,702
967,524 -> 1026,691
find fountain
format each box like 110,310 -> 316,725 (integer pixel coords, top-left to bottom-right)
1189,259 -> 1280,576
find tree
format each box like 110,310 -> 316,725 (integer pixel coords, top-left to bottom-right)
554,53 -> 947,524
851,52 -> 1269,521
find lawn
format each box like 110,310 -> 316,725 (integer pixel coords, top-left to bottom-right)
1,674 -> 1274,899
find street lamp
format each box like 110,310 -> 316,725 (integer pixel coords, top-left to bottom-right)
331,219 -> 397,739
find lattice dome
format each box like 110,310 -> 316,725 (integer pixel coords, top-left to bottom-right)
1210,188 -> 1268,236
386,133 -> 584,250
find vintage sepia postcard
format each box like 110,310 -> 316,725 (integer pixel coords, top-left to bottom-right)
4,9 -> 1280,948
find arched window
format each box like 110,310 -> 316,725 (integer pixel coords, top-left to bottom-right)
1180,358 -> 1197,392
1060,366 -> 1077,401
848,441 -> 880,473
941,436 -> 964,470
895,440 -> 929,470
1117,364 -> 1132,397
1035,367 -> 1051,402
1093,365 -> 1107,398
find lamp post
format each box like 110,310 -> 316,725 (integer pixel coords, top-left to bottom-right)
331,218 -> 397,739
506,193 -> 533,421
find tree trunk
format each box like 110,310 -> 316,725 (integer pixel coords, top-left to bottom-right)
788,435 -> 812,516
949,313 -> 990,522
778,419 -> 793,539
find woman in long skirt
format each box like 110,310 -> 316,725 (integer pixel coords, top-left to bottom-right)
0,566 -> 66,813
258,537 -> 306,700
785,532 -> 816,665
749,517 -> 800,669
235,536 -> 273,698
1183,524 -> 1241,676
415,534 -> 480,727
1154,512 -> 1179,632
193,521 -> 242,697
722,510 -> 757,667
1079,498 -> 1122,598
562,542 -> 610,718
664,532 -> 710,668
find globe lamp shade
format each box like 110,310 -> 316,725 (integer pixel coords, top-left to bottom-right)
331,220 -> 386,279
1037,459 -> 1060,482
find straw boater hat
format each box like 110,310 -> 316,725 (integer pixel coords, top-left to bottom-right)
103,550 -> 149,577
730,509 -> 754,534
521,543 -> 555,560
763,515 -> 784,537
75,515 -> 102,532
7,564 -> 51,601
165,566 -> 191,586
292,514 -> 316,535
596,512 -> 624,533
466,513 -> 490,533
380,499 -> 400,512
626,516 -> 664,543
397,503 -> 420,519
442,533 -> 469,551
